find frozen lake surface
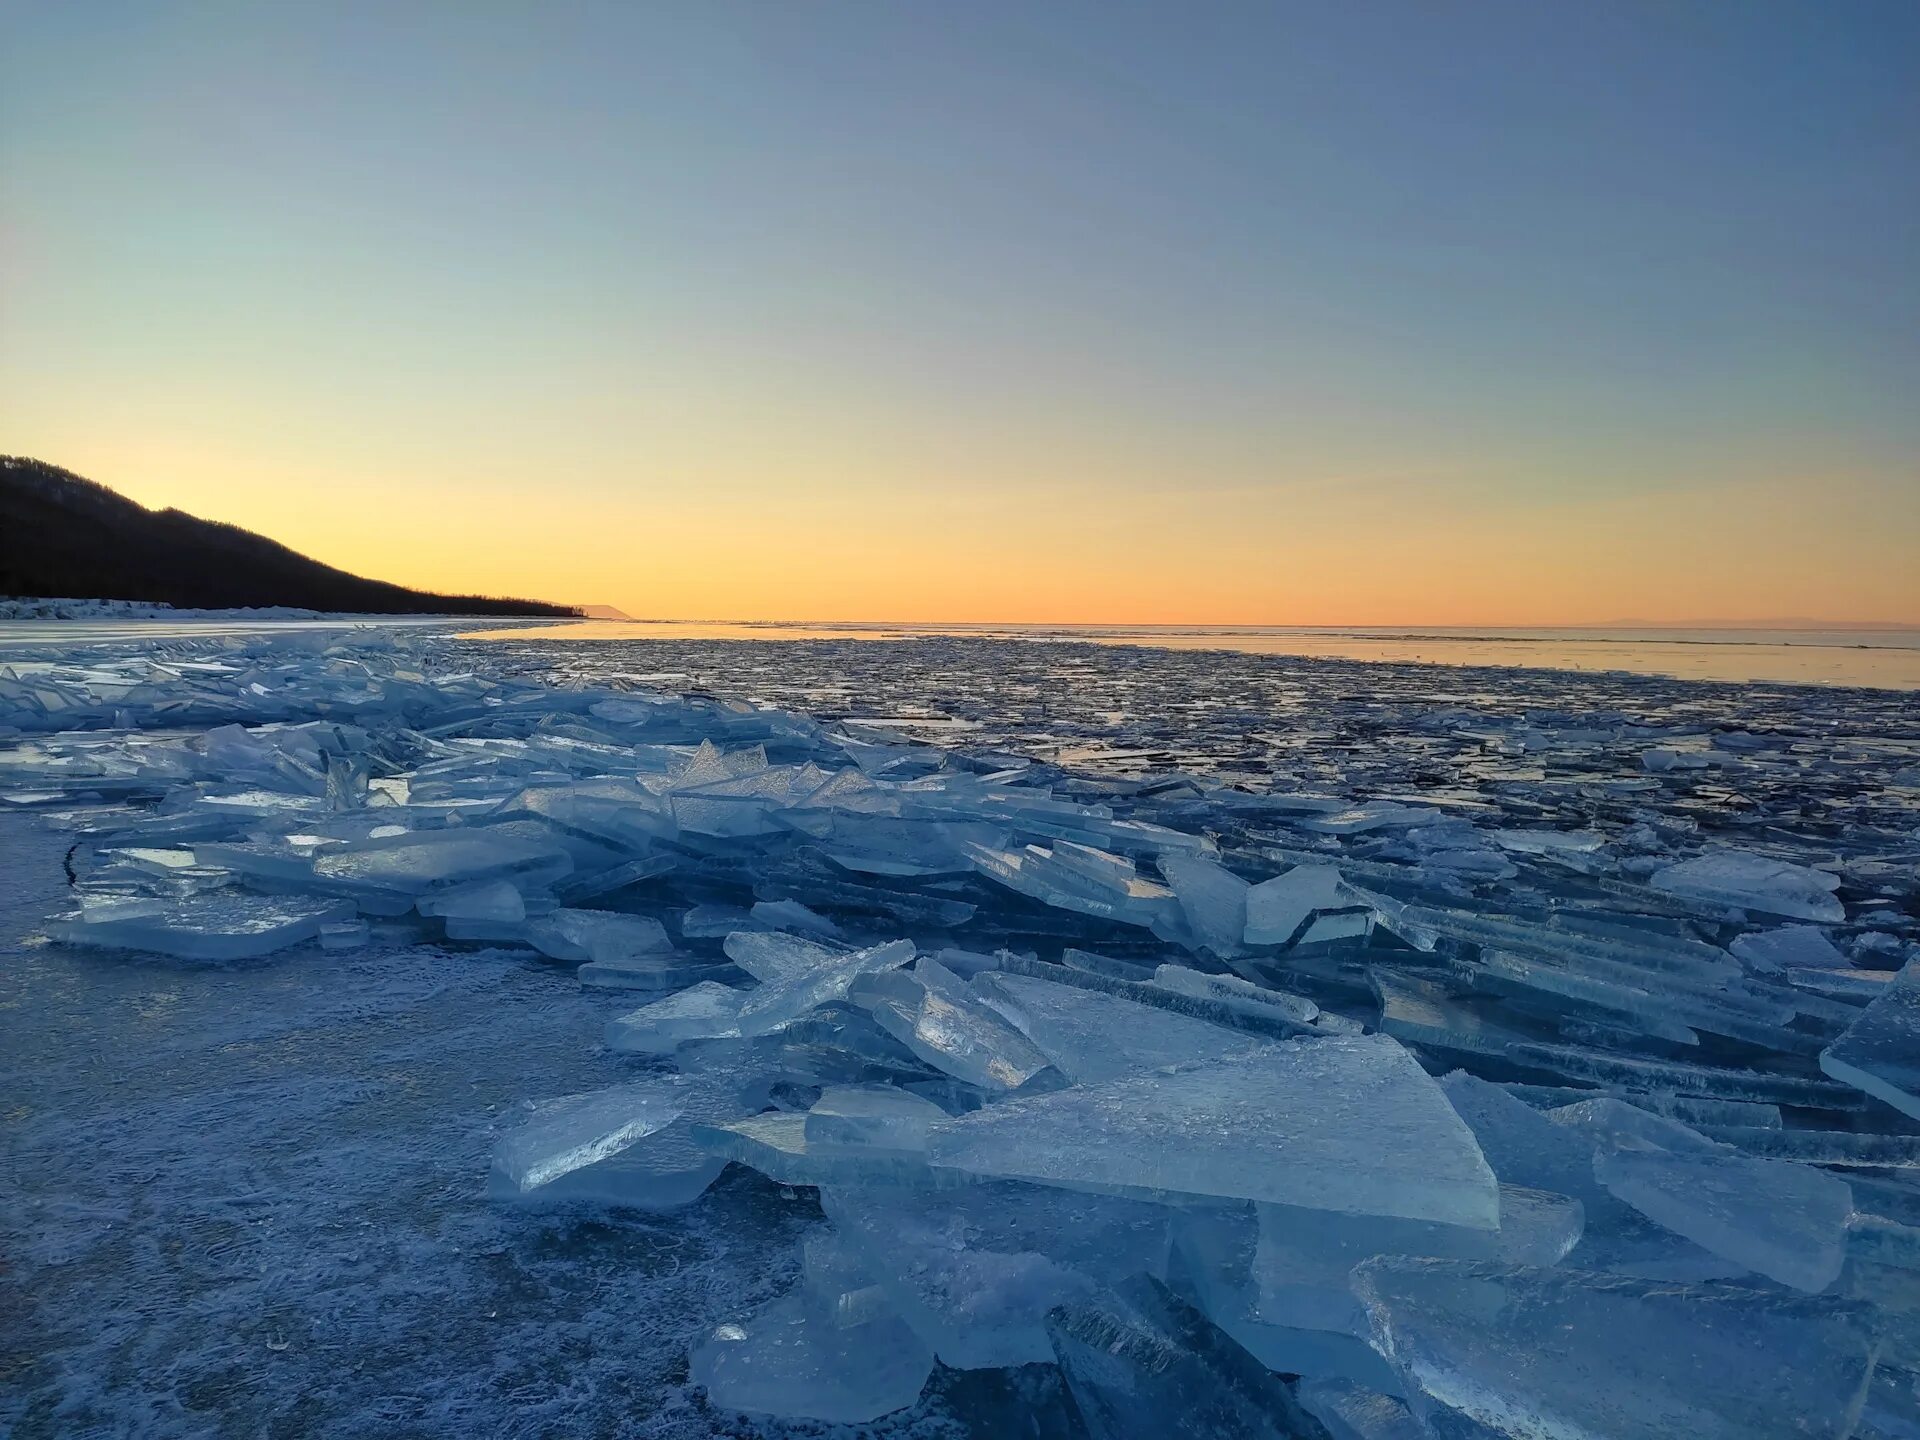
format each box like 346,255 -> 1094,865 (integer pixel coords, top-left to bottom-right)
468,619 -> 1920,689
3,625 -> 1917,1437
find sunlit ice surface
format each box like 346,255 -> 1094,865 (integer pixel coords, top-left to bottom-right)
464,619 -> 1920,690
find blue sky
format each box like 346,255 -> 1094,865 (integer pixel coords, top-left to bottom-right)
4,2 -> 1917,620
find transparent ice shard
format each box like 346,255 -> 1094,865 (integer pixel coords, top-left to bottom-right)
849,957 -> 1059,1092
735,938 -> 917,1037
929,1036 -> 1499,1228
822,1180 -> 1172,1369
1372,970 -> 1539,1060
605,980 -> 745,1053
1542,1096 -> 1725,1156
1820,958 -> 1920,1119
489,1081 -> 684,1193
1489,828 -> 1605,856
1650,851 -> 1845,922
1437,1072 -> 1615,1213
1163,1203 -> 1406,1392
313,828 -> 574,897
722,929 -> 847,982
1507,1039 -> 1861,1109
1354,1257 -> 1879,1440
1298,1380 -> 1426,1440
1698,1126 -> 1920,1168
1150,964 -> 1323,1028
974,968 -> 1268,1083
1595,1145 -> 1852,1292
317,918 -> 369,950
1732,924 -> 1848,972
1046,1274 -> 1329,1440
48,891 -> 355,960
1243,863 -> 1373,948
415,878 -> 525,922
689,1288 -> 932,1424
1158,852 -> 1249,956
1252,1186 -> 1583,1336
963,841 -> 1180,930
525,907 -> 673,965
689,1111 -> 942,1187
747,897 -> 842,939
804,1083 -> 948,1151
577,952 -> 719,992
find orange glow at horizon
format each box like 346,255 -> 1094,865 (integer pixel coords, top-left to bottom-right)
20,429 -> 1919,629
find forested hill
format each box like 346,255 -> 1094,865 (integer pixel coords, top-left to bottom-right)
0,457 -> 579,617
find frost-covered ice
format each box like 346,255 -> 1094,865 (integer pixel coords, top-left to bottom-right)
4,623 -> 1918,1436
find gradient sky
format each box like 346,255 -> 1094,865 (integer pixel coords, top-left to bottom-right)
4,2 -> 1918,623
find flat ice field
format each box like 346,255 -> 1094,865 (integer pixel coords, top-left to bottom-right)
3,625 -> 1918,1438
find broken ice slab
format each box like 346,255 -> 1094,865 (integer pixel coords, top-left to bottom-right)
746,897 -> 842,939
1354,1257 -> 1880,1440
1298,1380 -> 1425,1440
524,907 -> 674,966
1821,958 -> 1920,1119
973,968 -> 1269,1085
312,828 -> 574,897
1650,850 -> 1845,923
1045,1274 -> 1329,1440
1251,1186 -> 1584,1337
689,1288 -> 932,1424
1244,863 -> 1376,950
1732,924 -> 1849,972
1061,946 -> 1156,982
848,957 -> 1059,1092
928,1036 -> 1499,1228
689,1111 -> 946,1187
605,980 -> 745,1053
415,877 -> 527,923
1507,1039 -> 1863,1109
503,1061 -> 772,1210
804,1083 -> 948,1150
1150,964 -> 1325,1028
1483,953 -> 1822,1058
1293,802 -> 1440,835
1488,827 -> 1605,856
1543,1096 -> 1725,1156
734,939 -> 916,1037
47,891 -> 356,960
317,918 -> 369,951
962,840 -> 1181,930
488,1081 -> 685,1194
578,952 -> 721,992
822,1179 -> 1173,1369
1371,969 -> 1548,1060
722,929 -> 846,981
1594,1145 -> 1852,1292
1158,852 -> 1249,956
1698,1126 -> 1920,1168
1165,1205 -> 1410,1392
1494,1081 -> 1782,1130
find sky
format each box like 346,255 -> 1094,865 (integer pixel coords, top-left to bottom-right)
3,2 -> 1918,625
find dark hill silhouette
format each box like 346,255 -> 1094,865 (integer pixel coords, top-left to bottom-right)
1,457 -> 578,617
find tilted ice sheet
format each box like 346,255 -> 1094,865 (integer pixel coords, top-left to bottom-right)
1354,1257 -> 1879,1440
926,1035 -> 1499,1227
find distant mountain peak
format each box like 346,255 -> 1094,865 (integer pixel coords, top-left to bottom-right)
0,456 -> 579,618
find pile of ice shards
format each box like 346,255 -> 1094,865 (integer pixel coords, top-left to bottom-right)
5,630 -> 1919,1439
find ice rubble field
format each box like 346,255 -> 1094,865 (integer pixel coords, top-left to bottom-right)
3,629 -> 1919,1439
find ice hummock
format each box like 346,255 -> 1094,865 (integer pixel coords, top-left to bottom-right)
9,625 -> 1917,1434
